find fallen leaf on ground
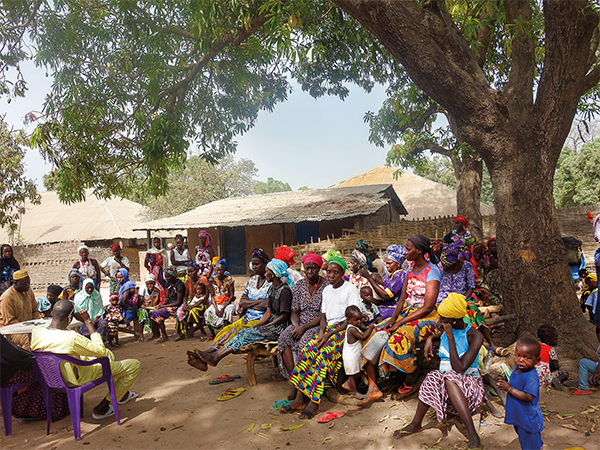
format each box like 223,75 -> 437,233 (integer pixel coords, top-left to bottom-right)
200,372 -> 210,378
279,424 -> 305,431
248,423 -> 255,432
560,424 -> 579,431
380,414 -> 390,422
171,425 -> 183,430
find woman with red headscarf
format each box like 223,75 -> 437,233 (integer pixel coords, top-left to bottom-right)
275,245 -> 304,286
277,252 -> 329,381
100,243 -> 130,295
443,215 -> 473,245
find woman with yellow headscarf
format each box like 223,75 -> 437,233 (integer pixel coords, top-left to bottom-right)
395,293 -> 485,449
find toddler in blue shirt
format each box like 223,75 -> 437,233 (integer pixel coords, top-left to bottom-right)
497,337 -> 544,450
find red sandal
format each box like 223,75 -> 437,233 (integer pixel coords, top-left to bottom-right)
397,383 -> 413,394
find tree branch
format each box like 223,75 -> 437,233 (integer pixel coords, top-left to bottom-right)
474,1 -> 495,69
399,103 -> 443,133
503,0 -> 535,116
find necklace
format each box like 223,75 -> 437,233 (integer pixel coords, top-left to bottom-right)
307,277 -> 322,303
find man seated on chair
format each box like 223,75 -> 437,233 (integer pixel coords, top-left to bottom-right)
31,300 -> 141,420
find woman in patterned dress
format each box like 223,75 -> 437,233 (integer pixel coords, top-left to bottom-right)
395,293 -> 484,449
144,237 -> 168,303
360,235 -> 440,407
278,252 -> 328,380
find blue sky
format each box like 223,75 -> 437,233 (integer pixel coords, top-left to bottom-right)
2,60 -> 392,192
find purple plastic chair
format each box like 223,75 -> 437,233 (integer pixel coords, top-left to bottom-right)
33,351 -> 121,440
0,356 -> 39,436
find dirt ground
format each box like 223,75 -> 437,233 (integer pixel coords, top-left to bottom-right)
2,319 -> 600,450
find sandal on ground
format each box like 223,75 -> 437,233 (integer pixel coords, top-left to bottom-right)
270,400 -> 292,411
198,336 -> 213,342
175,336 -> 186,341
397,383 -> 413,394
118,391 -> 138,404
572,388 -> 592,395
216,387 -> 245,401
209,374 -> 241,385
92,404 -> 115,420
155,336 -> 168,343
316,412 -> 345,423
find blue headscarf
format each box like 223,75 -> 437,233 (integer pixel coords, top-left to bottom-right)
267,258 -> 293,287
386,245 -> 407,265
116,268 -> 137,301
215,259 -> 227,269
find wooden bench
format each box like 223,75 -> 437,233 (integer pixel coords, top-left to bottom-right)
233,341 -> 279,386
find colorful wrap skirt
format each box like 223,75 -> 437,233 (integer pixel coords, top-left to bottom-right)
211,316 -> 258,349
418,369 -> 485,422
137,308 -> 152,333
378,303 -> 439,376
176,304 -> 207,336
289,324 -> 345,404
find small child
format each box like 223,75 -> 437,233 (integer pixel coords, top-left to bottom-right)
359,286 -> 382,326
498,337 -> 544,450
104,294 -> 123,347
573,323 -> 600,395
341,305 -> 374,398
137,274 -> 160,341
186,282 -> 210,339
536,324 -> 568,390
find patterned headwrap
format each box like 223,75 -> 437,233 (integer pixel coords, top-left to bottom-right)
109,293 -> 120,303
408,234 -> 439,264
68,268 -> 84,288
252,248 -> 270,264
351,249 -> 369,268
187,260 -> 201,271
440,241 -> 470,267
212,256 -> 220,265
164,266 -> 177,278
386,245 -> 407,265
327,256 -> 348,272
12,269 -> 28,280
197,230 -> 213,247
215,259 -> 227,269
267,258 -> 292,286
455,215 -> 469,228
355,240 -> 369,251
274,246 -> 296,267
472,242 -> 486,254
586,273 -> 598,283
110,243 -> 121,251
302,252 -> 324,269
322,249 -> 341,262
431,240 -> 443,257
438,293 -> 468,319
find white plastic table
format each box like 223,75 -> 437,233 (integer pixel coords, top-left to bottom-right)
0,317 -> 81,335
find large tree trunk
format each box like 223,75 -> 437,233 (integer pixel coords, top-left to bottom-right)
333,0 -> 600,356
450,151 -> 484,242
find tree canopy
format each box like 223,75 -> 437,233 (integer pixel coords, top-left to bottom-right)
254,177 -> 291,194
554,139 -> 600,208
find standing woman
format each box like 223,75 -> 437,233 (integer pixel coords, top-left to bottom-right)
171,234 -> 190,279
286,256 -> 362,419
144,237 -> 168,303
0,244 -> 20,295
101,243 -> 130,295
360,245 -> 407,320
73,245 -> 102,289
278,252 -> 329,380
360,235 -> 440,407
195,230 -> 215,277
443,215 -> 473,245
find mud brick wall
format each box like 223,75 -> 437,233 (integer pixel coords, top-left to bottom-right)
12,241 -> 143,292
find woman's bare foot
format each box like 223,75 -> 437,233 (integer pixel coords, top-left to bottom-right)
299,402 -> 318,419
358,387 -> 383,407
394,423 -> 423,439
198,351 -> 218,367
467,435 -> 482,449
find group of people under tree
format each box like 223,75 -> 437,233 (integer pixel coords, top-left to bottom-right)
1,210 -> 599,450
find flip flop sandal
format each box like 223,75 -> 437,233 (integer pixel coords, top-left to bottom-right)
572,388 -> 592,395
118,391 -> 139,404
316,412 -> 345,423
155,337 -> 168,343
397,383 -> 413,394
280,404 -> 294,414
92,404 -> 115,420
393,429 -> 422,439
209,375 -> 240,385
216,387 -> 245,401
270,400 -> 292,411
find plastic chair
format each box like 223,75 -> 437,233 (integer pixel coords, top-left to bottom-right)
33,351 -> 121,440
0,356 -> 39,436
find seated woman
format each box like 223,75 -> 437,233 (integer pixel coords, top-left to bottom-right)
395,293 -> 484,449
150,267 -> 186,342
275,245 -> 304,286
175,262 -> 209,340
360,235 -> 440,407
360,245 -> 407,320
348,249 -> 370,291
74,278 -> 108,340
278,252 -> 329,380
188,258 -> 292,370
73,245 -> 102,290
208,249 -> 271,349
286,256 -> 362,419
37,284 -> 63,317
63,268 -> 84,300
115,268 -> 140,334
204,260 -> 236,336
476,238 -> 502,305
